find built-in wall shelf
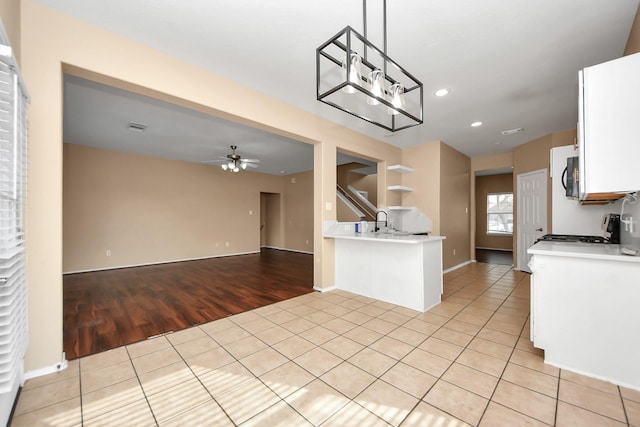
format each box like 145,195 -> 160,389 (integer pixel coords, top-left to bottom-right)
387,185 -> 413,192
387,164 -> 414,174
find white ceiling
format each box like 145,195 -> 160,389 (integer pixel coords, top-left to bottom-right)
51,0 -> 639,174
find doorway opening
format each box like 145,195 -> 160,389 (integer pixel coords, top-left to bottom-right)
335,150 -> 378,223
474,169 -> 514,266
260,192 -> 282,249
62,71 -> 315,359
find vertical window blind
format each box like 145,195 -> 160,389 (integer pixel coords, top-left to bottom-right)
0,43 -> 29,394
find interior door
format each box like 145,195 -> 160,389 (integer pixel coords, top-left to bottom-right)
517,169 -> 547,272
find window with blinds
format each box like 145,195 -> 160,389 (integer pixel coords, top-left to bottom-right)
0,46 -> 29,395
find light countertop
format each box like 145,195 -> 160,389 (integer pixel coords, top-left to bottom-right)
528,241 -> 640,263
324,231 -> 446,244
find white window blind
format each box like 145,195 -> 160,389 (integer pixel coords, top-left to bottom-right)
0,45 -> 29,395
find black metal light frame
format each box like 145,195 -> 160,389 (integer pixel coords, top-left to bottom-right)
316,1 -> 423,132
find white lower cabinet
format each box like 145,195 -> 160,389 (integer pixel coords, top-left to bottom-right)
529,244 -> 640,390
333,237 -> 444,312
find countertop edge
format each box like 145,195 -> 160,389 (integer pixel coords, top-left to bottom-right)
528,241 -> 640,263
324,233 -> 446,244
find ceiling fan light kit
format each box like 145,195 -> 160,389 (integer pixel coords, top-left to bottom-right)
204,145 -> 259,173
316,0 -> 423,132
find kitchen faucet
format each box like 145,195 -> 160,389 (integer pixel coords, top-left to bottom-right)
374,210 -> 388,232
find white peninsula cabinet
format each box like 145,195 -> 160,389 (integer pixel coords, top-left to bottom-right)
528,241 -> 640,390
578,52 -> 640,199
325,223 -> 445,312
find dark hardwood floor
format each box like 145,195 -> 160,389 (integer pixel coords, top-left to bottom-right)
63,248 -> 313,359
475,248 -> 513,265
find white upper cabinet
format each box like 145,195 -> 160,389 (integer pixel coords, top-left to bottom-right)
578,52 -> 640,198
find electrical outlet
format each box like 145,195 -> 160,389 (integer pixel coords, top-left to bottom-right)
106,249 -> 111,256
305,239 -> 309,244
225,242 -> 230,247
453,249 -> 456,256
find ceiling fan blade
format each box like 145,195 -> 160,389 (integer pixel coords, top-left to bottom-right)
202,159 -> 226,164
244,162 -> 259,168
242,158 -> 260,163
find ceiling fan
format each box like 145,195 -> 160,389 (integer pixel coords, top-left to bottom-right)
203,145 -> 260,172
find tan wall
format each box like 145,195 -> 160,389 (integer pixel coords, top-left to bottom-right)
551,129 -> 577,148
21,0 -> 402,371
512,134 -> 552,265
470,152 -> 514,260
625,3 -> 640,55
283,170 -> 314,252
350,173 -> 378,208
439,143 -> 471,269
401,142 -> 441,234
471,152 -> 513,174
0,0 -> 20,61
337,196 -> 361,223
63,144 -> 297,272
475,174 -> 514,250
511,129 -> 576,265
400,141 -> 471,270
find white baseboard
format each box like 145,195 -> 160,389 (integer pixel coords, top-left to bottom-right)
63,251 -> 260,274
443,260 -> 473,274
313,285 -> 336,292
25,353 -> 68,380
261,246 -> 313,255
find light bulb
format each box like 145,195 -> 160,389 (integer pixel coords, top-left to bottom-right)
233,166 -> 240,172
221,164 -> 228,171
367,69 -> 385,105
387,83 -> 405,115
241,162 -> 247,169
228,161 -> 235,169
341,52 -> 362,94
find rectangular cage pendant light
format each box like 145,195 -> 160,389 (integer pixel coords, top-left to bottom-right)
316,6 -> 423,132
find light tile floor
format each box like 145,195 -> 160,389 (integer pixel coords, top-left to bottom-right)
12,263 -> 640,426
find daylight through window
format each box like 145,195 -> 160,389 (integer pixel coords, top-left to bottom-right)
487,192 -> 513,235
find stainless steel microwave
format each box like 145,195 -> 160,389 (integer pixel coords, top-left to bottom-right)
562,156 -> 579,199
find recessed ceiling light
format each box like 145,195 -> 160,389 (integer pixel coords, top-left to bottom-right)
434,88 -> 450,97
470,121 -> 483,127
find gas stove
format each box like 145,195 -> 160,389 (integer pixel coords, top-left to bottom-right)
536,234 -> 610,244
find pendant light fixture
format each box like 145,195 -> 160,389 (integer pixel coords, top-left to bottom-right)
316,0 -> 423,132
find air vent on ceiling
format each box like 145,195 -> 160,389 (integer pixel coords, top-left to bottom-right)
501,127 -> 523,136
127,122 -> 148,132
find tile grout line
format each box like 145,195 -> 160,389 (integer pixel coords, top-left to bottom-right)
474,273 -> 541,426
411,265 -> 530,426
553,363 -> 561,427
78,358 -> 85,426
123,345 -> 160,427
618,386 -> 630,426
198,310 -> 324,426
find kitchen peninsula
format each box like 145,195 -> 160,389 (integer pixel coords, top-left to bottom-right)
324,222 -> 445,312
528,241 -> 640,390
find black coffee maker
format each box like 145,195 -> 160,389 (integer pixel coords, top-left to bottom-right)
602,214 -> 621,244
